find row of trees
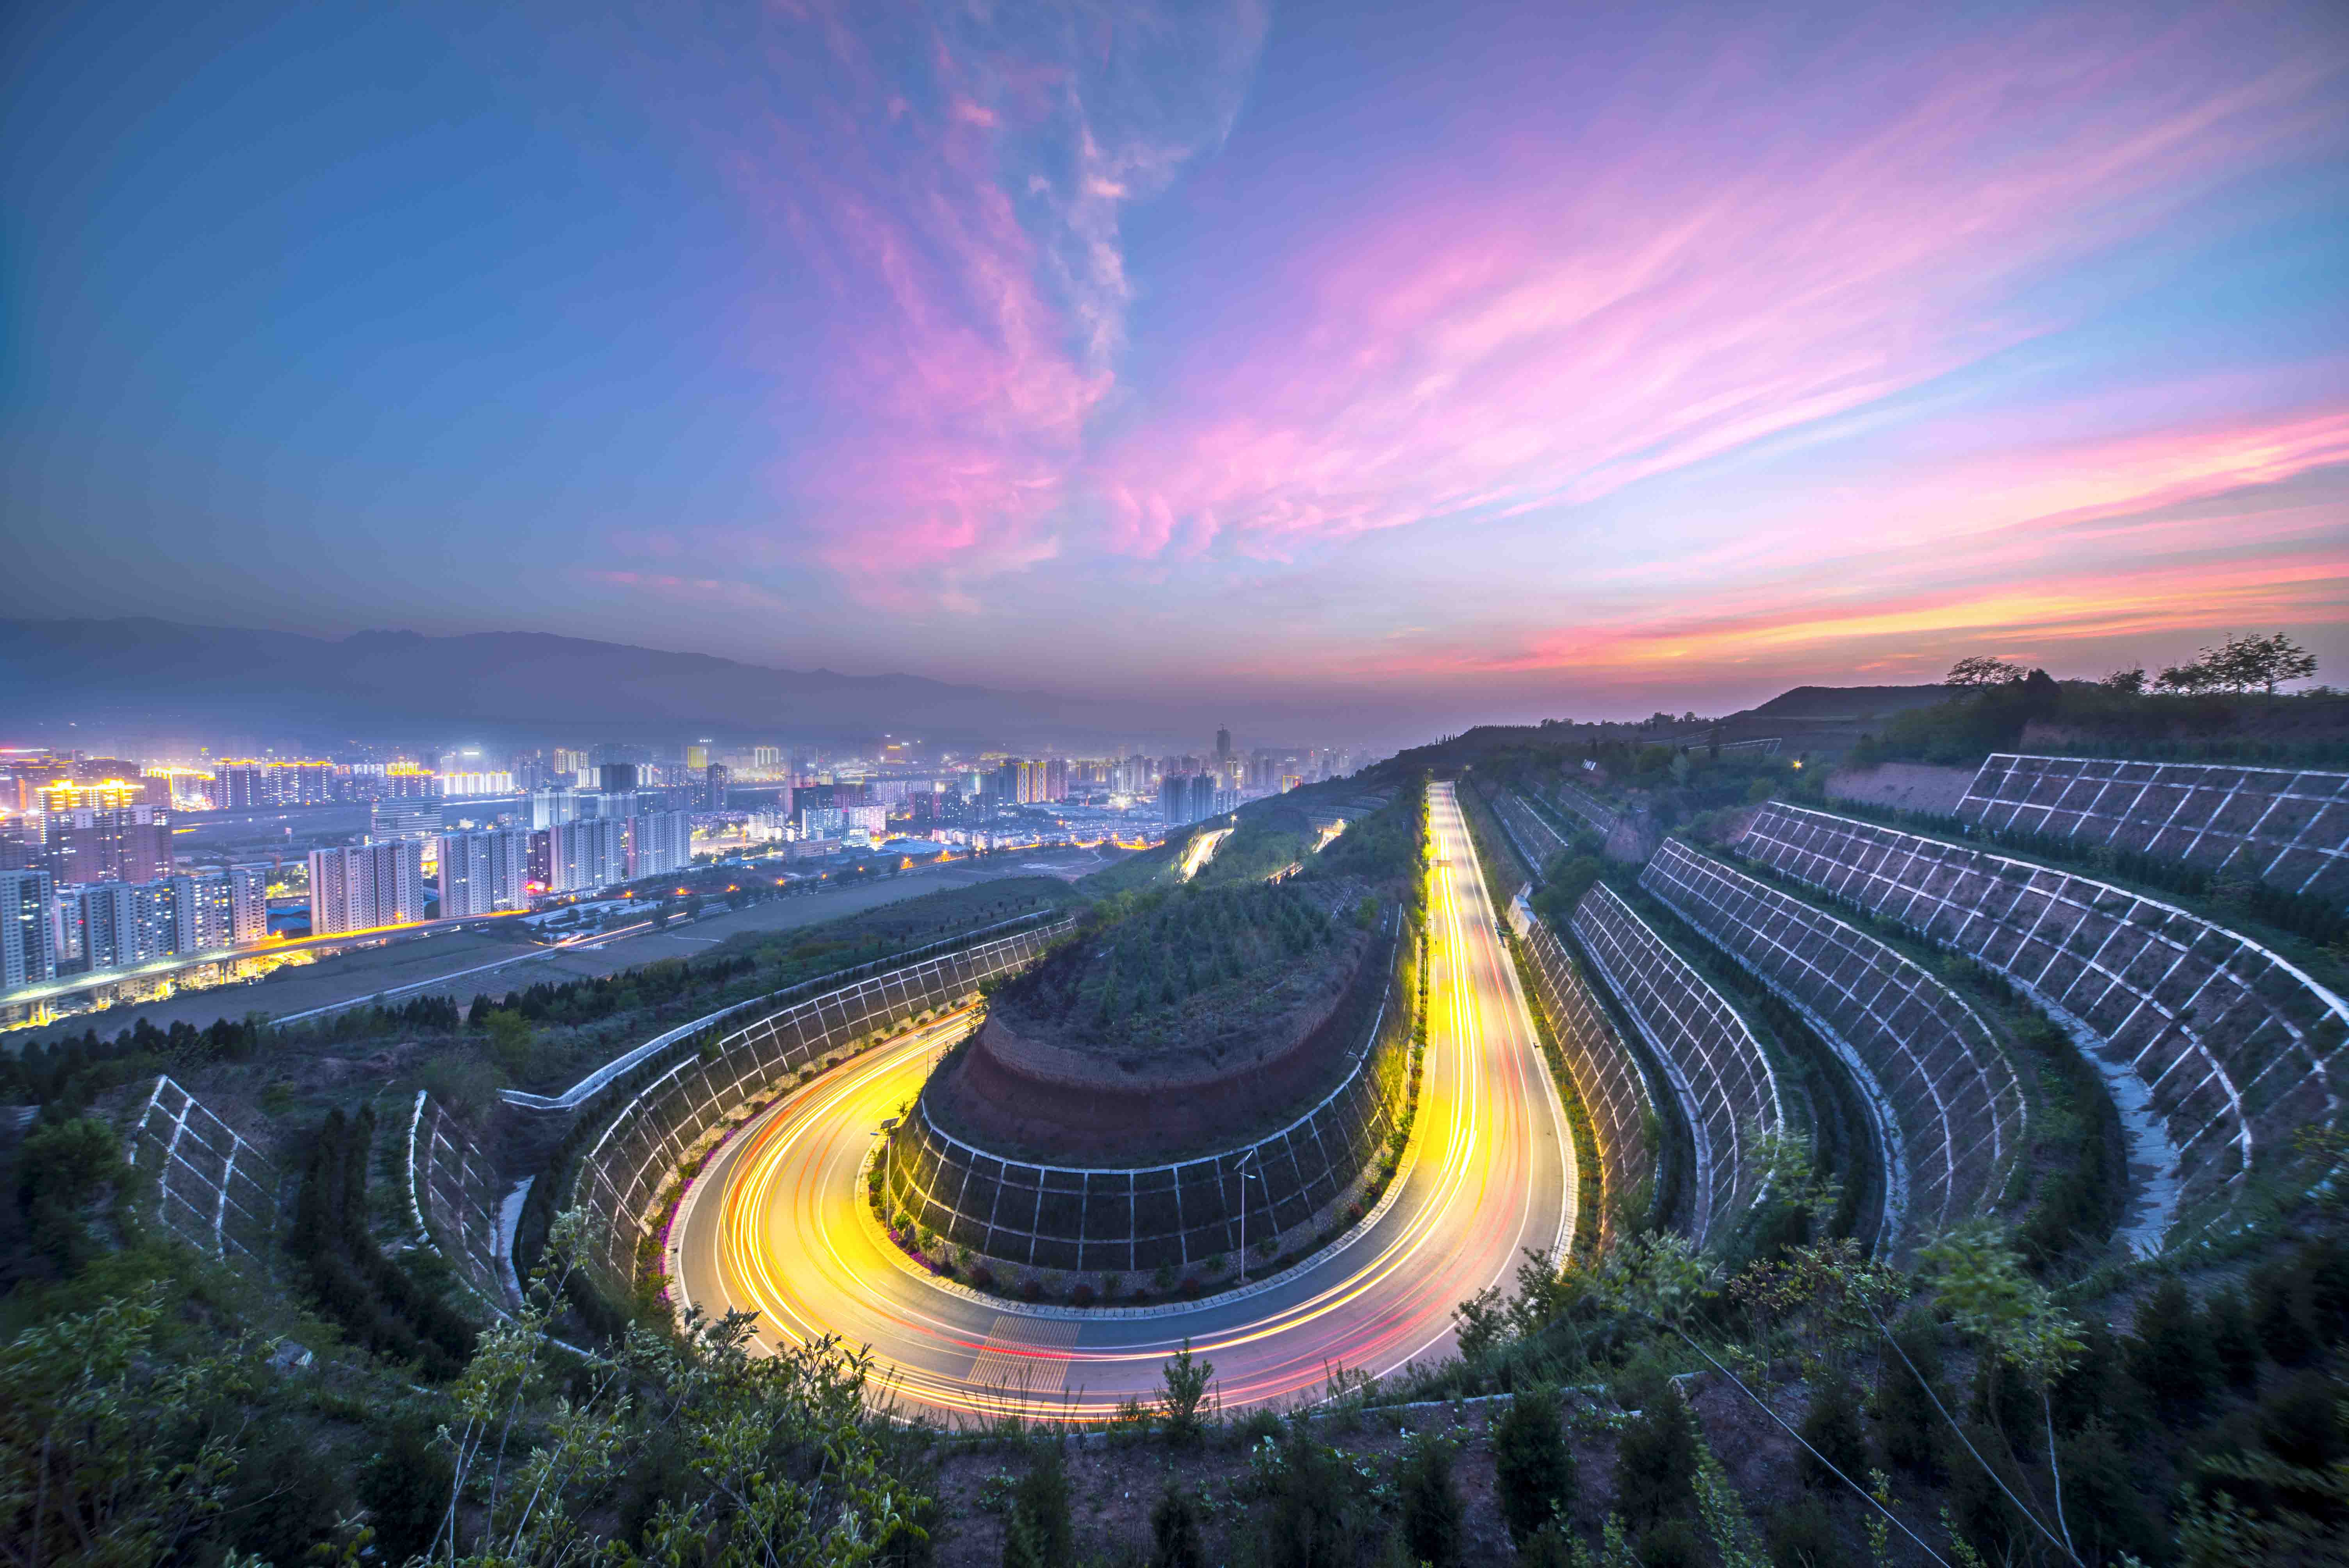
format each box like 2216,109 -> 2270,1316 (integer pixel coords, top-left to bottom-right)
1946,630 -> 2319,698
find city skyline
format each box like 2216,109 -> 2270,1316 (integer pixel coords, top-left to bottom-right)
5,0 -> 2342,726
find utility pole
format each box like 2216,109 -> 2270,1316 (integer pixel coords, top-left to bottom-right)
1234,1147 -> 1260,1285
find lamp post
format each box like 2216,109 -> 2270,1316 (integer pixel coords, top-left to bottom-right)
1234,1147 -> 1261,1285
879,1115 -> 900,1223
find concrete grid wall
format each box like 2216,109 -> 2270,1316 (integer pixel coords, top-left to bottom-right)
1739,802 -> 2346,1224
1511,907 -> 1657,1244
570,919 -> 1075,1284
128,1076 -> 280,1267
1641,838 -> 2026,1244
407,1092 -> 505,1306
1958,754 -> 2349,903
1490,786 -> 1571,872
1548,780 -> 1621,839
1571,883 -> 1784,1252
883,922 -> 1414,1276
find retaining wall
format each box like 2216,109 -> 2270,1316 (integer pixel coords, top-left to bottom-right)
567,918 -> 1075,1284
1739,802 -> 2347,1228
128,1076 -> 280,1268
1958,754 -> 2349,903
1507,897 -> 1658,1244
408,1093 -> 507,1308
880,916 -> 1415,1275
1490,786 -> 1572,873
1570,884 -> 1784,1251
1641,839 -> 2025,1245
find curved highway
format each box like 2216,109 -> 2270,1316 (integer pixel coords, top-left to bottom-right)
671,782 -> 1571,1419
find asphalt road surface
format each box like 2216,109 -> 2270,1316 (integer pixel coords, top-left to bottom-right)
671,782 -> 1571,1420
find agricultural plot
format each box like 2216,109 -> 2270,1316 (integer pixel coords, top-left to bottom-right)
1959,754 -> 2349,902
570,918 -> 1074,1284
1739,802 -> 2347,1233
1570,883 -> 1784,1251
1640,838 -> 2025,1247
128,1076 -> 281,1267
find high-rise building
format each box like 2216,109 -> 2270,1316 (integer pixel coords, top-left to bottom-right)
436,771 -> 516,798
1161,773 -> 1222,829
438,829 -> 530,918
530,786 -> 577,829
371,796 -> 440,840
751,746 -> 780,772
64,879 -> 180,970
599,762 -> 640,794
41,802 -> 171,885
628,810 -> 692,879
686,744 -> 710,772
700,764 -> 729,812
309,841 -> 426,935
1215,727 -> 1232,761
537,817 -> 630,894
170,867 -> 267,951
0,868 -> 55,989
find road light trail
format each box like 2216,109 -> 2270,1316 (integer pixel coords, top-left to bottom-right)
672,782 -> 1571,1419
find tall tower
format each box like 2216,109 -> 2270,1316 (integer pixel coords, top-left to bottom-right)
1214,726 -> 1232,762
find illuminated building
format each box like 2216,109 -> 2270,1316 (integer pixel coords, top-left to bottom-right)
1161,773 -> 1221,828
436,771 -> 517,798
0,868 -> 55,989
309,841 -> 426,934
215,759 -> 338,807
1215,726 -> 1232,761
538,817 -> 629,893
700,763 -> 729,811
686,744 -> 709,772
627,810 -> 692,878
530,785 -> 578,829
751,746 -> 780,772
438,828 -> 530,917
371,796 -> 440,840
599,763 -> 640,794
62,878 -> 180,969
41,794 -> 172,885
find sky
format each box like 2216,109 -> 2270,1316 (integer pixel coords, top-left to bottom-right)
5,0 -> 2346,731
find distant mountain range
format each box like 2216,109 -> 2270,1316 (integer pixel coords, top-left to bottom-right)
0,619 -> 1158,749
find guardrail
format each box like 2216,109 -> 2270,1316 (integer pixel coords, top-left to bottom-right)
565,918 -> 1077,1284
1571,884 -> 1784,1251
1641,838 -> 2025,1249
1739,802 -> 2347,1237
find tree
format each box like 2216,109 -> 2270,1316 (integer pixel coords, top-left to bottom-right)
1615,1386 -> 1698,1528
15,1116 -> 122,1272
2159,631 -> 2318,696
1157,1340 -> 1215,1447
1798,1378 -> 1868,1491
1002,1448 -> 1072,1568
1945,656 -> 2025,687
2125,1276 -> 2217,1413
2098,666 -> 2148,695
1492,1384 -> 1575,1545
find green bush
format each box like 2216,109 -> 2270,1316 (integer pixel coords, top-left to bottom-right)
2250,1256 -> 2319,1365
1396,1436 -> 1464,1568
14,1117 -> 120,1275
1799,1377 -> 1868,1490
1634,1516 -> 1707,1568
1492,1384 -> 1575,1545
1876,1314 -> 1948,1477
1000,1447 -> 1072,1568
357,1417 -> 455,1563
1615,1387 -> 1698,1528
2259,1370 -> 2346,1470
1766,1496 -> 1844,1568
2125,1277 -> 2217,1413
1151,1485 -> 1204,1568
2206,1287 -> 2263,1389
2055,1421 -> 2165,1568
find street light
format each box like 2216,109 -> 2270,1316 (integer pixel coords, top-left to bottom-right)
1233,1147 -> 1262,1285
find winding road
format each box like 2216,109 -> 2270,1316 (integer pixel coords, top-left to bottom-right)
670,782 -> 1571,1420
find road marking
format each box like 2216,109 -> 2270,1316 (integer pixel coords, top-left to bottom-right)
968,1314 -> 1082,1399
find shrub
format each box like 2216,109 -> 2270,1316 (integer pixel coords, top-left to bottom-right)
2206,1287 -> 2262,1389
1256,1427 -> 1377,1568
1634,1517 -> 1707,1568
1001,1447 -> 1073,1568
2260,1369 -> 2346,1470
14,1117 -> 120,1274
1492,1383 -> 1575,1545
1766,1497 -> 1844,1568
2250,1256 -> 2318,1365
1396,1436 -> 1464,1568
2301,1237 -> 2349,1340
2054,1421 -> 2165,1568
1877,1314 -> 1949,1477
1615,1386 -> 1698,1528
2125,1277 -> 2217,1412
1069,1283 -> 1095,1307
1151,1485 -> 1204,1568
1799,1377 -> 1868,1490
1159,1340 -> 1216,1447
357,1417 -> 454,1564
